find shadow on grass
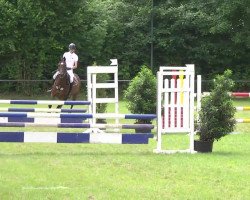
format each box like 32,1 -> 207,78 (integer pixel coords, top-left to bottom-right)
1,143 -> 249,157
0,152 -> 155,157
3,150 -> 247,157
0,148 -> 155,157
195,151 -> 249,158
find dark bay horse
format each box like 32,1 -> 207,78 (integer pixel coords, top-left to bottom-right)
49,58 -> 81,109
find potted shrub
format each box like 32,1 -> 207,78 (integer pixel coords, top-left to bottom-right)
124,66 -> 157,132
195,69 -> 236,152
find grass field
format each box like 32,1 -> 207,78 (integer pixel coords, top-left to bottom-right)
0,98 -> 249,199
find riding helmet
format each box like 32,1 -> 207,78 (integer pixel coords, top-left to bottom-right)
69,43 -> 76,50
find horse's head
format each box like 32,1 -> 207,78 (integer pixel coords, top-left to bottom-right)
57,57 -> 67,78
51,56 -> 81,107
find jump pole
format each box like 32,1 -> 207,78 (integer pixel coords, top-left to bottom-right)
0,132 -> 153,144
231,92 -> 250,97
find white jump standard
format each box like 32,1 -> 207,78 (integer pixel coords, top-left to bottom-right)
154,64 -> 196,154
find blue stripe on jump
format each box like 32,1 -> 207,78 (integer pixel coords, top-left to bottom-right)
6,108 -> 86,113
61,109 -> 87,113
125,114 -> 157,120
0,113 -> 27,117
6,117 -> 82,123
61,118 -> 84,123
7,100 -> 90,105
9,108 -> 35,112
57,133 -> 90,143
122,133 -> 154,144
60,113 -> 93,118
0,123 -> 25,127
10,100 -> 37,104
64,101 -> 91,105
8,117 -> 34,123
58,123 -> 90,128
122,124 -> 154,129
0,132 -> 24,142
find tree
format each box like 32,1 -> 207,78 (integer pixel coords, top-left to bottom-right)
0,0 -> 249,93
153,0 -> 249,83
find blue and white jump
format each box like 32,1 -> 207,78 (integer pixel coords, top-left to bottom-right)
0,100 -> 155,144
0,98 -> 155,144
0,107 -> 87,113
0,122 -> 154,129
0,60 -> 156,145
0,112 -> 156,120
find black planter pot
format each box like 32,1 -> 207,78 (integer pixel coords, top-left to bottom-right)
194,140 -> 214,153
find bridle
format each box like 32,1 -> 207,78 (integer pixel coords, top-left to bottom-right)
58,60 -> 67,79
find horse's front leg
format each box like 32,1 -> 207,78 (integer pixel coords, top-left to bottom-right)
48,94 -> 56,110
70,95 -> 78,109
57,105 -> 63,109
48,96 -> 53,109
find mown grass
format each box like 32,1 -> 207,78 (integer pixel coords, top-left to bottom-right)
0,98 -> 249,199
0,134 -> 249,200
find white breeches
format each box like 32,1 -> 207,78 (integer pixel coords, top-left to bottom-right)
53,70 -> 74,83
67,70 -> 74,83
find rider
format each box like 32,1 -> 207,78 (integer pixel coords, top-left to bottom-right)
48,43 -> 78,93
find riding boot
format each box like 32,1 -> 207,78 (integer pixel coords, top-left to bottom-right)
67,82 -> 73,97
47,79 -> 55,92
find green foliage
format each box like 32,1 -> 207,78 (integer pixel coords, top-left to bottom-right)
124,66 -> 156,123
154,0 -> 249,79
0,0 -> 249,93
0,0 -> 110,94
1,131 -> 250,199
198,69 -> 236,142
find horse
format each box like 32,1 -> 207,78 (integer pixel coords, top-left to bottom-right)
48,58 -> 81,109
